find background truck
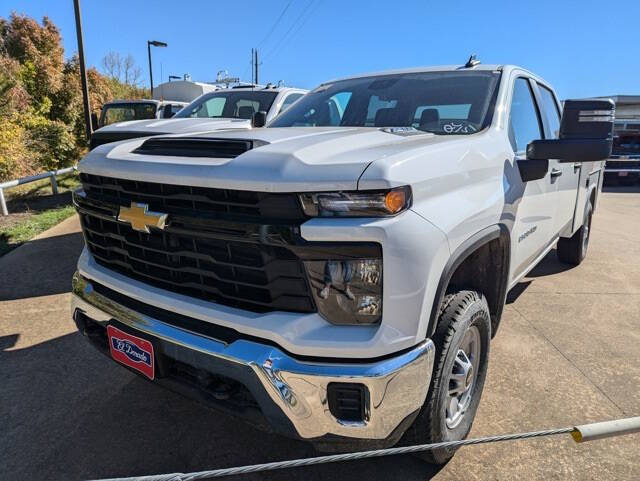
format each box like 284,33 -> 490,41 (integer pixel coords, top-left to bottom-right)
96,98 -> 188,128
71,63 -> 613,464
94,79 -> 218,129
89,84 -> 307,150
593,95 -> 640,185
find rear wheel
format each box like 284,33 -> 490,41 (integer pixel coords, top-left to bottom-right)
401,290 -> 491,464
557,200 -> 593,265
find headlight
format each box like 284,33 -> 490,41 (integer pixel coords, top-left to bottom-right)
304,258 -> 382,325
299,186 -> 411,217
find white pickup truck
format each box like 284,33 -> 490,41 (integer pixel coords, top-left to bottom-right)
71,64 -> 613,463
89,85 -> 307,150
95,99 -> 189,129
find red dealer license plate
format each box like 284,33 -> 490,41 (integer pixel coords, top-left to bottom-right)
107,325 -> 155,380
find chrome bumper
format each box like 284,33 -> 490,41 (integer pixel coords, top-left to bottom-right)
71,273 -> 435,442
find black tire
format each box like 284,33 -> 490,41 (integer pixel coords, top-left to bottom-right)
557,200 -> 593,265
401,290 -> 491,465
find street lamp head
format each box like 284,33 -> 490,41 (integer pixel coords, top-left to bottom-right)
148,40 -> 168,47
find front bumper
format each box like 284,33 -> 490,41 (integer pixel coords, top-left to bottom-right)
71,272 -> 435,446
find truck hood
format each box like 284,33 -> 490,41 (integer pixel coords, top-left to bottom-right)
81,126 -> 468,192
94,117 -> 251,134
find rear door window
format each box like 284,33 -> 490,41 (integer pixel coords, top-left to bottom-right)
537,85 -> 562,139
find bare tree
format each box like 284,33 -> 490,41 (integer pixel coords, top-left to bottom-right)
122,54 -> 141,86
101,51 -> 121,80
101,51 -> 141,86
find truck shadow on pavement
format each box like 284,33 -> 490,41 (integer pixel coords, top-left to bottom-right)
1,334 -> 442,481
507,248 -> 572,304
0,231 -> 84,301
0,331 -> 443,480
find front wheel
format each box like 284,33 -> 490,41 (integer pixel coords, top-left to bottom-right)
401,290 -> 491,464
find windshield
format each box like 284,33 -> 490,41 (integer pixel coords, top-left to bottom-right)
270,71 -> 500,134
174,91 -> 278,119
100,103 -> 157,126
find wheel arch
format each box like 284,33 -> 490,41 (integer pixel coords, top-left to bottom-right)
427,224 -> 511,339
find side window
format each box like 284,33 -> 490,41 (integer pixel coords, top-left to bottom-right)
279,93 -> 303,114
508,78 -> 544,153
537,85 -> 562,139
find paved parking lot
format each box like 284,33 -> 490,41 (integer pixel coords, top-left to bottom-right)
1,188 -> 638,481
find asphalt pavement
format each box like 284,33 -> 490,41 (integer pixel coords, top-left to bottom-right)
1,188 -> 638,481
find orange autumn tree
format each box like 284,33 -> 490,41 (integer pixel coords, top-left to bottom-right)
0,13 -> 149,181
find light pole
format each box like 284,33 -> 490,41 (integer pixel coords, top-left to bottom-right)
147,40 -> 167,96
73,0 -> 92,140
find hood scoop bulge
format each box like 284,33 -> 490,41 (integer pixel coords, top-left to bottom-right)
132,137 -> 269,159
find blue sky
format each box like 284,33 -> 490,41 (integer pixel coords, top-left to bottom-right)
2,0 -> 639,99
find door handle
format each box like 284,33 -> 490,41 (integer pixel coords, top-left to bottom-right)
550,168 -> 563,177
573,162 -> 581,172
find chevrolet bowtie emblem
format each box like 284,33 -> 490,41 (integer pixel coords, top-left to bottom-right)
118,202 -> 168,233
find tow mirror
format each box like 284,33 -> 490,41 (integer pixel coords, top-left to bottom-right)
252,110 -> 267,128
527,99 -> 614,163
162,104 -> 175,119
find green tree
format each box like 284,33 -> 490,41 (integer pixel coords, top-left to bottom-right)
0,13 -> 152,181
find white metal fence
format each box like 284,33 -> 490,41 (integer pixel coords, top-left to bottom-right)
0,166 -> 77,216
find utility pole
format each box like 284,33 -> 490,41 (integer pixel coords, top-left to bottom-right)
148,42 -> 153,95
254,48 -> 259,85
250,48 -> 254,84
73,0 -> 92,141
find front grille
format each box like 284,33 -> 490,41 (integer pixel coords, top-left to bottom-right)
76,175 -> 315,313
80,173 -> 305,222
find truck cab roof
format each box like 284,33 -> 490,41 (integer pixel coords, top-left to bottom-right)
327,64 -> 542,85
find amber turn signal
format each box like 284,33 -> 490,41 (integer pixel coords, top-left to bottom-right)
384,190 -> 407,214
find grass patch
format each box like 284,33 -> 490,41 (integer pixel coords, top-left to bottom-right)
0,205 -> 76,257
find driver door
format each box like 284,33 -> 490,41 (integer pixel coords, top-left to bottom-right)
508,77 -> 557,280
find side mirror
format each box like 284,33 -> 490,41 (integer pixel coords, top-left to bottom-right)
527,99 -> 614,163
252,110 -> 267,128
517,158 -> 549,182
162,104 -> 175,118
91,112 -> 99,130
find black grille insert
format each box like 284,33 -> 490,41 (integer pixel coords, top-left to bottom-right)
79,212 -> 314,313
79,173 -> 306,222
76,175 -> 314,313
